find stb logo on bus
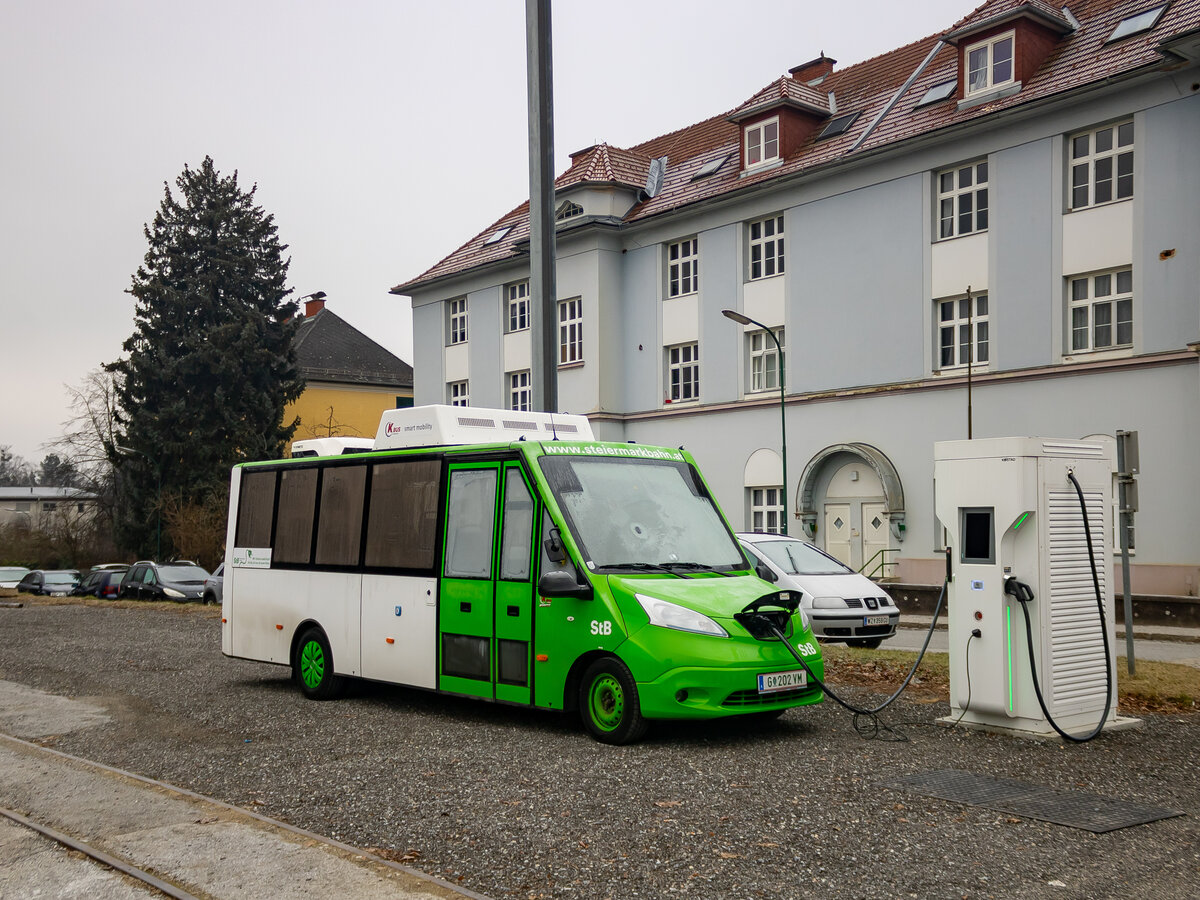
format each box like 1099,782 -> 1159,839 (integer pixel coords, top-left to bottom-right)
232,547 -> 272,569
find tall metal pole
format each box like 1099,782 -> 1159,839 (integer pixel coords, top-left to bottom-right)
526,0 -> 558,413
966,285 -> 973,439
1117,430 -> 1138,675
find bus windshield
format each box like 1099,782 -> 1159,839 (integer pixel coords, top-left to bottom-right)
539,455 -> 747,573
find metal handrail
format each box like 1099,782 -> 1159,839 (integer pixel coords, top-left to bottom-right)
860,547 -> 898,580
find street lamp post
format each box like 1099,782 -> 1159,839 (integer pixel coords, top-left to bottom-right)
118,445 -> 161,561
721,309 -> 788,535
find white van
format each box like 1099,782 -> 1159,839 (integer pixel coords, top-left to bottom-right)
737,533 -> 899,648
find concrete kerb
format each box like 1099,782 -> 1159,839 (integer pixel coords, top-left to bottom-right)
0,732 -> 493,900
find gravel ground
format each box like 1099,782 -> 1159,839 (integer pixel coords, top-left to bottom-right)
1,601 -> 1197,899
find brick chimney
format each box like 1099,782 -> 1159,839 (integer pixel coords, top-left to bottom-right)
790,54 -> 836,84
304,293 -> 327,317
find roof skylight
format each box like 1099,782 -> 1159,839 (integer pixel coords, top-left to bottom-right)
691,153 -> 731,181
1106,5 -> 1167,43
915,80 -> 957,107
483,226 -> 512,245
817,111 -> 860,140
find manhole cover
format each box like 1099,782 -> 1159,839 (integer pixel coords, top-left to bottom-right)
883,770 -> 1184,833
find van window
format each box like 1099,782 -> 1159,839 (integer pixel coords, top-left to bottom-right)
315,466 -> 366,566
364,459 -> 441,570
237,470 -> 276,547
274,468 -> 318,564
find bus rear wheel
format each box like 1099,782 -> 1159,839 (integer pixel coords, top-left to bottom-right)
579,658 -> 647,745
293,627 -> 344,700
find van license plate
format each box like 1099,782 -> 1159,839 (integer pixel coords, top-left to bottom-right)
758,669 -> 807,693
863,615 -> 889,626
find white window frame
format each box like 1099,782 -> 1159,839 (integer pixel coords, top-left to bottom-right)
936,160 -> 989,239
666,343 -> 700,403
749,328 -> 785,392
747,215 -> 785,280
667,238 -> 699,298
448,380 -> 469,407
558,297 -> 583,365
744,117 -> 780,168
448,297 -> 468,345
1068,269 -> 1133,354
937,293 -> 989,370
964,31 -> 1015,96
506,281 -> 529,333
750,487 -> 785,534
508,370 -> 531,411
1069,121 -> 1134,210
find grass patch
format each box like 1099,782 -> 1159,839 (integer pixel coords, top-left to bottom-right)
818,643 -> 1198,714
10,593 -> 221,618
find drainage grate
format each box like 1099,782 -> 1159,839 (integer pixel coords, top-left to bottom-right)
882,769 -> 1185,833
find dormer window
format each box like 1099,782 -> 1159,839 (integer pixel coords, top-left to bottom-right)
744,118 -> 779,168
555,200 -> 583,221
965,31 -> 1014,95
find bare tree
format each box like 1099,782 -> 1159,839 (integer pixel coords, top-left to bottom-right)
47,368 -> 124,536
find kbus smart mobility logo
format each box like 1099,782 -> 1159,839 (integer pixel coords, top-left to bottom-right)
385,421 -> 433,436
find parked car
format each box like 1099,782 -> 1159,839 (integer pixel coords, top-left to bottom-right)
0,566 -> 31,589
737,533 -> 899,649
15,569 -> 81,597
72,565 -> 130,599
118,561 -> 209,602
203,563 -> 224,605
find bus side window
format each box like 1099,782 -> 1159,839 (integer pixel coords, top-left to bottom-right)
444,468 -> 497,579
500,469 -> 535,581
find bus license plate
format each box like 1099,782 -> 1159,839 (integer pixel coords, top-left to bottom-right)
863,615 -> 889,626
758,669 -> 807,693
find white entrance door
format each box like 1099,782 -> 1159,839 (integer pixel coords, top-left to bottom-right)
862,501 -> 889,577
824,503 -> 853,568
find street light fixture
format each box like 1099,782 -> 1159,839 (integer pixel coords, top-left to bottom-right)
117,445 -> 162,561
722,308 -> 789,535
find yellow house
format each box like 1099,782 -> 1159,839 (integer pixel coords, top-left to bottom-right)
286,297 -> 413,450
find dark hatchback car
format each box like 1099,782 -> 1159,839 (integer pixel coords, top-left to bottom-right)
72,566 -> 131,599
15,570 -> 81,596
118,561 -> 210,602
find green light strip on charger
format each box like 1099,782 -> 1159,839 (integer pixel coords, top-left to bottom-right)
1013,512 -> 1030,531
1007,605 -> 1014,712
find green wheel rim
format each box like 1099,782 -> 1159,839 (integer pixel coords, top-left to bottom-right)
300,640 -> 325,689
588,673 -> 624,732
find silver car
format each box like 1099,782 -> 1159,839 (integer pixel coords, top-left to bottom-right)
738,533 -> 899,649
203,563 -> 224,605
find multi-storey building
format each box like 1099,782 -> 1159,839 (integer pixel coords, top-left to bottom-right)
393,0 -> 1200,595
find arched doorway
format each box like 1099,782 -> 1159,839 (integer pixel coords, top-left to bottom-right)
797,443 -> 905,574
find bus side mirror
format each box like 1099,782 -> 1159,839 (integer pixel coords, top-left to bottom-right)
543,527 -> 567,563
755,563 -> 778,584
537,569 -> 593,601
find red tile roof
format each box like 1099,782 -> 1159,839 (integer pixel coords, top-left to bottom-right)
395,0 -> 1198,294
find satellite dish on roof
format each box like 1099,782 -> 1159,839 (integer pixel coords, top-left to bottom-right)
641,156 -> 668,200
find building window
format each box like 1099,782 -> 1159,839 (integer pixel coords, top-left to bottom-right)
750,328 -> 785,391
395,396 -> 414,409
937,160 -> 988,239
744,117 -> 779,167
506,281 -> 529,333
448,380 -> 470,406
938,294 -> 989,369
558,297 -> 583,365
748,215 -> 785,280
1069,270 -> 1133,353
750,487 -> 785,534
555,200 -> 583,220
667,238 -> 699,297
448,297 -> 468,345
964,31 -> 1014,95
508,371 -> 531,411
1070,121 -> 1134,209
666,343 -> 700,403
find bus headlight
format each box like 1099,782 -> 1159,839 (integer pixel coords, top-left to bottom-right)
635,593 -> 728,637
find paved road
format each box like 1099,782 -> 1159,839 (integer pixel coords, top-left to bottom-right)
884,619 -> 1200,667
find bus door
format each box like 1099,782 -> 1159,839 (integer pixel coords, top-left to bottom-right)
439,460 -> 537,704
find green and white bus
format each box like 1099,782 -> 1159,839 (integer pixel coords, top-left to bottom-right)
222,405 -> 824,743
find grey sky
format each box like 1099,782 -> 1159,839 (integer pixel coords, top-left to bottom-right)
1,0 -> 970,463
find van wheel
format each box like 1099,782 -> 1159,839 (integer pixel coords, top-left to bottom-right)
579,658 -> 648,745
846,637 -> 884,650
294,627 -> 344,700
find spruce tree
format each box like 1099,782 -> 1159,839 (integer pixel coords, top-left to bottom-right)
109,157 -> 303,559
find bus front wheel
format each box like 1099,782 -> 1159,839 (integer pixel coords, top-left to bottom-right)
579,658 -> 647,745
293,627 -> 344,700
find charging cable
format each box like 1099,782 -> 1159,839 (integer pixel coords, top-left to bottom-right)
1010,470 -> 1114,742
757,576 -> 949,741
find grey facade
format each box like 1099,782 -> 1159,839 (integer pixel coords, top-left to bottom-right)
395,1 -> 1200,595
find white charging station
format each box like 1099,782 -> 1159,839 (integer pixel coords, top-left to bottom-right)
934,437 -> 1138,738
